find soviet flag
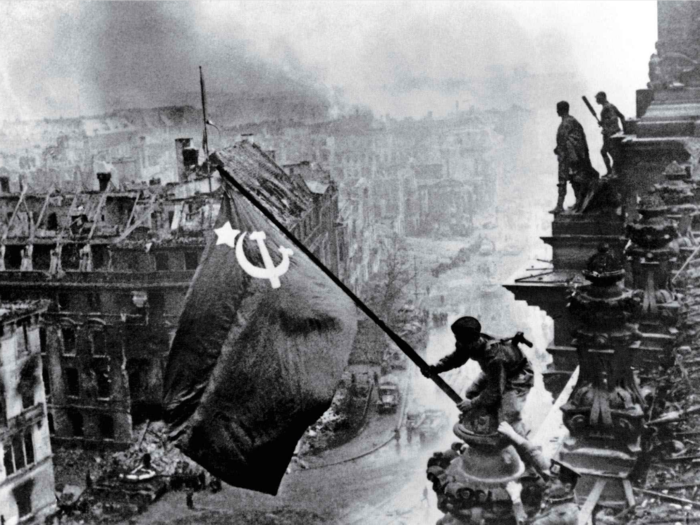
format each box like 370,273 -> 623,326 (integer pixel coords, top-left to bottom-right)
163,150 -> 358,495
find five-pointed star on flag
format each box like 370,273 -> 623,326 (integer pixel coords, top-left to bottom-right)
214,221 -> 240,248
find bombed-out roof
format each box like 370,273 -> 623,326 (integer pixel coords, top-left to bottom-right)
0,300 -> 49,324
210,141 -> 315,227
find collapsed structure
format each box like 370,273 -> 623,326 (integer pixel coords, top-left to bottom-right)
0,300 -> 55,524
0,139 -> 343,449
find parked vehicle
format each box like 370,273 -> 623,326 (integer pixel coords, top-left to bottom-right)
406,408 -> 449,443
377,375 -> 400,413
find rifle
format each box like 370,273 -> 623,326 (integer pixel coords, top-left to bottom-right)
582,96 -> 601,126
503,331 -> 533,348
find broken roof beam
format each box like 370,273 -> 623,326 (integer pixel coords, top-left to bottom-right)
112,193 -> 158,245
30,188 -> 54,241
2,186 -> 28,242
87,187 -> 111,241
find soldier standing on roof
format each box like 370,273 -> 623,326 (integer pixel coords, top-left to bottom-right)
551,101 -> 599,214
422,316 -> 534,436
595,91 -> 626,176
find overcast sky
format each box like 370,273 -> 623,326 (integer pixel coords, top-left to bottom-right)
0,1 -> 657,122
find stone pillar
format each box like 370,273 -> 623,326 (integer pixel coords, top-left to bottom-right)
654,161 -> 698,249
560,244 -> 644,505
20,244 -> 33,271
626,191 -> 680,369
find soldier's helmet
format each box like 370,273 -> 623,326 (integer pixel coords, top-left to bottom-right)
547,459 -> 581,499
451,316 -> 481,342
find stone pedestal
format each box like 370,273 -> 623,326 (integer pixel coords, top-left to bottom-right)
545,213 -> 626,272
560,245 -> 644,506
506,211 -> 626,396
427,410 -> 544,525
626,191 -> 680,370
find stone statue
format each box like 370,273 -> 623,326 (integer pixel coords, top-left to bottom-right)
49,244 -> 63,275
423,316 -> 534,436
648,48 -> 663,90
595,92 -> 625,176
79,244 -> 93,272
20,244 -> 33,271
551,101 -> 599,214
647,40 -> 700,90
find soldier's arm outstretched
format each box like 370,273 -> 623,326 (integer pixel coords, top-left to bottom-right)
424,348 -> 469,375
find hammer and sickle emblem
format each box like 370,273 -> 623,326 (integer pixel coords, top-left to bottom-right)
235,231 -> 294,289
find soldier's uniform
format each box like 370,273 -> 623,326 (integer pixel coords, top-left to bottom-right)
599,100 -> 625,175
507,434 -> 580,525
430,334 -> 534,435
554,114 -> 597,212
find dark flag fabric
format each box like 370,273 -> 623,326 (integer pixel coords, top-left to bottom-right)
163,147 -> 358,495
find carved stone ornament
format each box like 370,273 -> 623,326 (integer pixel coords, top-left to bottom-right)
563,244 -> 644,453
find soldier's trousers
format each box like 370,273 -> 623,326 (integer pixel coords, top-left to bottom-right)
601,133 -> 618,173
464,371 -> 533,434
556,161 -> 569,206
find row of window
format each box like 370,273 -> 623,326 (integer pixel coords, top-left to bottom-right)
61,327 -> 107,356
63,410 -> 115,440
56,289 -> 171,313
2,243 -> 107,271
0,377 -> 36,427
154,251 -> 201,271
63,365 -> 111,399
0,245 -> 201,272
3,428 -> 34,476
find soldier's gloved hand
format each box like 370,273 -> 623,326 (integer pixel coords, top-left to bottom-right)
421,366 -> 435,378
457,399 -> 473,412
497,421 -> 519,441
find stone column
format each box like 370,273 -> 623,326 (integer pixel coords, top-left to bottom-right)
560,244 -> 644,504
626,191 -> 680,368
654,161 -> 698,250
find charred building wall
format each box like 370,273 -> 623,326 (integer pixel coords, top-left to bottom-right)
0,301 -> 56,524
0,139 -> 346,449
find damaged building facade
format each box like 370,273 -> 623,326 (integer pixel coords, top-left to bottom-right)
0,139 -> 344,448
0,300 -> 55,525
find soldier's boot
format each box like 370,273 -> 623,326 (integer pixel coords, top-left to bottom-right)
602,150 -> 613,176
549,183 -> 566,214
571,182 -> 582,212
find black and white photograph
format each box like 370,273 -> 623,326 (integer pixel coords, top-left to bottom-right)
0,2 -> 697,524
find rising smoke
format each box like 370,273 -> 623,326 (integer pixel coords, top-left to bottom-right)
0,1 -> 654,123
0,2 -> 332,121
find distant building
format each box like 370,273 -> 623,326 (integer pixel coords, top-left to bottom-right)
413,164 -> 474,237
283,160 -> 342,275
0,139 -> 346,448
338,178 -> 383,293
0,300 -> 55,524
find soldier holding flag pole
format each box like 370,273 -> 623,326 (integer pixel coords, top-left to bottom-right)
163,68 -> 530,496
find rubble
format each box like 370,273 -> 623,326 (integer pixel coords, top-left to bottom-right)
52,421 -> 210,523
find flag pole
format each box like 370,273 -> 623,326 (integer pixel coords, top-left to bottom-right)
200,66 -> 212,195
215,164 -> 464,405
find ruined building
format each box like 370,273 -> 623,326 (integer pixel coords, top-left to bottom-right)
0,139 -> 344,448
0,300 -> 55,524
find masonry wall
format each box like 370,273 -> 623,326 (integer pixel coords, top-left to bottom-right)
0,314 -> 56,525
